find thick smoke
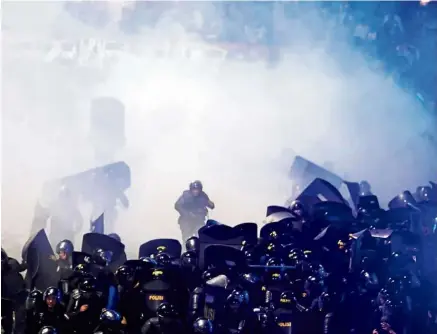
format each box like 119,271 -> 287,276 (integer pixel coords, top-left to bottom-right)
2,2 -> 436,258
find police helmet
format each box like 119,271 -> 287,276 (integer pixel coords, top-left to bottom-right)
193,317 -> 213,334
115,265 -> 135,287
205,219 -> 219,227
55,240 -> 74,255
240,273 -> 261,286
74,263 -> 90,274
93,248 -> 113,266
181,251 -> 198,267
38,326 -> 58,334
156,302 -> 178,319
266,257 -> 284,268
79,277 -> 97,292
264,242 -> 277,255
288,248 -> 306,266
108,233 -> 122,243
359,180 -> 372,194
155,253 -> 171,266
190,180 -> 203,191
100,309 -> 122,324
288,200 -> 306,217
186,236 -> 200,252
243,248 -> 255,264
226,289 -> 249,311
43,287 -> 61,303
304,276 -> 323,294
202,269 -> 219,282
26,289 -> 43,310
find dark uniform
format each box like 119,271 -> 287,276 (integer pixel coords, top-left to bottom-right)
174,181 -> 215,243
141,303 -> 185,334
35,287 -> 67,333
1,248 -> 28,334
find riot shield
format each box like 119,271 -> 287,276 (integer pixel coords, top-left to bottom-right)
383,208 -> 421,231
203,276 -> 229,323
313,224 -> 351,255
124,259 -> 156,273
349,228 -> 394,271
341,181 -> 361,211
289,156 -> 343,192
358,195 -> 381,212
264,205 -> 295,225
81,233 -> 126,270
314,225 -> 330,241
198,224 -> 246,270
41,162 -> 131,201
312,201 -> 354,218
90,213 -> 104,234
123,259 -> 155,283
21,229 -> 59,290
204,245 -> 246,272
296,178 -> 349,209
200,224 -> 237,240
311,201 -> 355,231
266,205 -> 293,217
389,230 -> 422,255
233,222 -> 258,246
349,229 -> 393,240
138,239 -> 182,259
388,191 -> 417,210
260,222 -> 287,241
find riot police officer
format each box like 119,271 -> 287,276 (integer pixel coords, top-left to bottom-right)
2,248 -> 28,334
174,181 -> 215,243
35,287 -> 66,333
66,276 -> 104,333
48,185 -> 83,246
52,240 -> 74,275
141,302 -> 185,334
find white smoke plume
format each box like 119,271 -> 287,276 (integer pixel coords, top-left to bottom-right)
2,1 -> 436,258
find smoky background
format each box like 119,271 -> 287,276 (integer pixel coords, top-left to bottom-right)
1,1 -> 436,258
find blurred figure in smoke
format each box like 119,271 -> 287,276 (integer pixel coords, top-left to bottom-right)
90,171 -> 129,235
175,181 -> 215,242
48,186 -> 83,247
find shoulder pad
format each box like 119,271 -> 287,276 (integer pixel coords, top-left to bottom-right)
72,289 -> 81,299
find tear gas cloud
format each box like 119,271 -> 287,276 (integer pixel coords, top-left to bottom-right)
2,2 -> 436,258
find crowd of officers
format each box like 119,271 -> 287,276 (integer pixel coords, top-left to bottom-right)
2,185 -> 437,334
